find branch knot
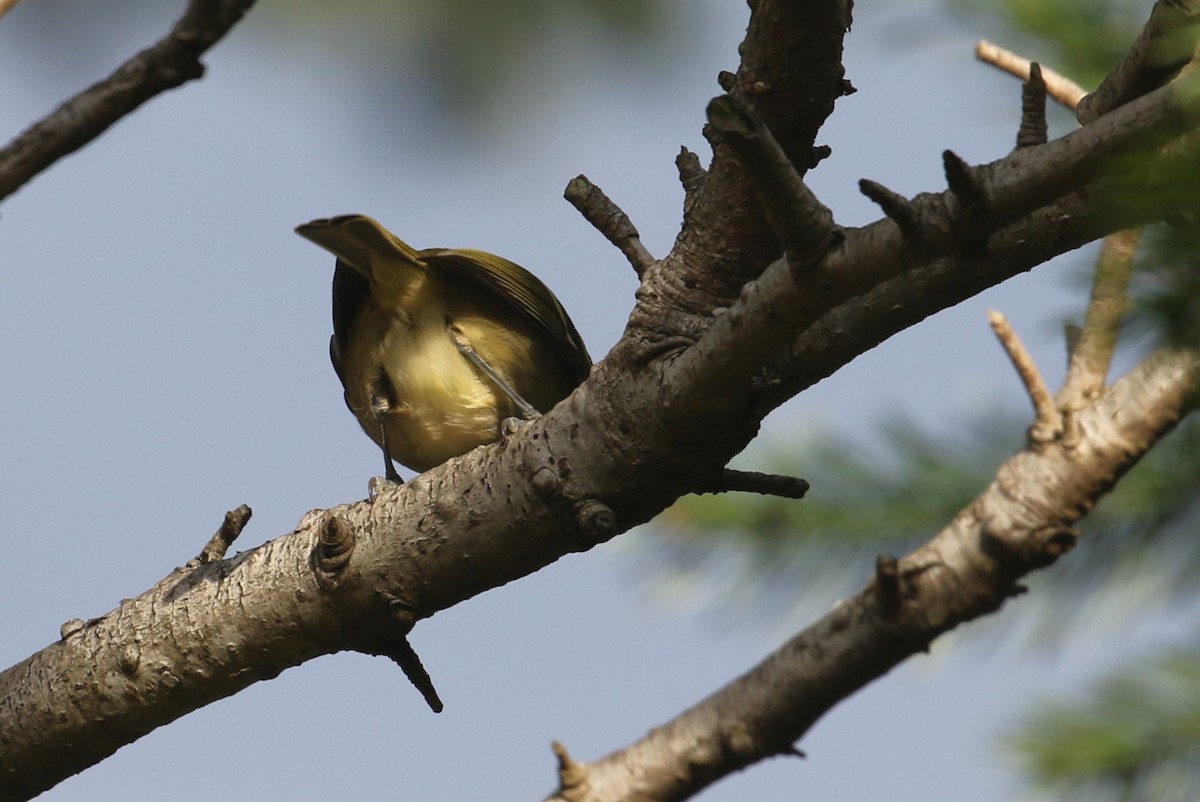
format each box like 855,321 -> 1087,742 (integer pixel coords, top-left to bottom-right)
313,515 -> 356,583
574,499 -> 616,543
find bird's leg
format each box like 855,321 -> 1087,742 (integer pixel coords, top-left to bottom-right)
368,379 -> 403,487
447,322 -> 541,420
376,436 -> 403,483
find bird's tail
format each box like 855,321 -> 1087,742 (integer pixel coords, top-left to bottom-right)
296,215 -> 428,312
295,214 -> 425,273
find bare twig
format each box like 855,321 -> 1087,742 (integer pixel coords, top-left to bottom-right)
942,149 -> 986,208
0,0 -> 257,202
191,504 -> 252,566
1017,63 -> 1049,148
942,150 -> 989,247
975,40 -> 1088,110
1064,322 -> 1083,364
382,637 -> 443,714
563,175 -> 656,278
972,42 -> 1143,428
551,741 -> 590,800
676,146 -> 706,215
1059,228 -> 1141,411
858,179 -> 923,243
693,468 -> 809,499
988,310 -> 1061,444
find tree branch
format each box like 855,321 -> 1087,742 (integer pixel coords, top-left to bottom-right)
1016,63 -> 1050,148
946,29 -> 1142,437
189,503 -> 252,566
988,310 -> 1062,445
1058,228 -> 1140,413
545,347 -> 1200,802
0,0 -> 256,203
564,174 -> 656,277
678,72 -> 1200,423
975,40 -> 1088,110
675,146 -> 706,214
633,0 -> 854,350
694,469 -> 809,499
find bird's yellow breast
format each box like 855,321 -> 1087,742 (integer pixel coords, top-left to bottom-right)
377,299 -> 502,471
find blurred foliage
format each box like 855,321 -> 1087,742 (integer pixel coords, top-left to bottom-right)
1007,645 -> 1200,802
951,0 -> 1144,89
271,0 -> 672,118
1096,113 -> 1200,350
9,0 -> 675,125
1133,224 -> 1200,347
648,415 -> 1018,620
649,409 -> 1200,629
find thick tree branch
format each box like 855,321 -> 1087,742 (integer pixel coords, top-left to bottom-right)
544,347 -> 1200,802
764,192 -> 1106,414
0,0 -> 256,203
632,0 -> 853,351
675,73 -> 1200,424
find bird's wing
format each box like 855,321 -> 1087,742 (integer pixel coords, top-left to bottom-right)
425,248 -> 593,382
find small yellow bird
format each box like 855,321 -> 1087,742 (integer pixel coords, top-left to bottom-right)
296,215 -> 592,481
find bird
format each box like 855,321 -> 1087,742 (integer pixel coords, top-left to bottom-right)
295,214 -> 592,482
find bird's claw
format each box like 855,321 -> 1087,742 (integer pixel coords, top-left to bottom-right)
499,416 -> 526,438
368,474 -> 404,500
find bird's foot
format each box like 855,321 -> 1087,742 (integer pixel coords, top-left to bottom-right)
368,474 -> 404,500
499,416 -> 528,439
